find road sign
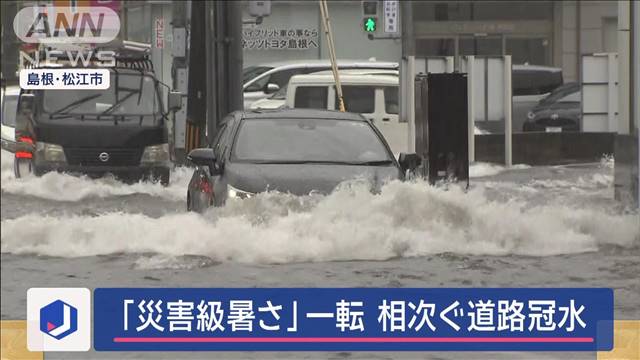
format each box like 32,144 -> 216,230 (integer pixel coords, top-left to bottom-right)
383,0 -> 399,34
363,17 -> 376,32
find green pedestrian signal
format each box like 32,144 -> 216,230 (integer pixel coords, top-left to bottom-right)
364,17 -> 376,33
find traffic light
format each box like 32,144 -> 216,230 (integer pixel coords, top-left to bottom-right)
363,17 -> 377,32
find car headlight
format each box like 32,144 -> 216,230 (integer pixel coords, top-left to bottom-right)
228,184 -> 254,199
527,111 -> 536,120
36,141 -> 66,162
141,143 -> 170,163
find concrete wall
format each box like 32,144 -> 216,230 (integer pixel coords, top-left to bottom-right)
475,133 -> 615,165
242,1 -> 402,67
559,1 -> 618,82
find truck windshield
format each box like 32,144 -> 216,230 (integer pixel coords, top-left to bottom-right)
42,72 -> 160,116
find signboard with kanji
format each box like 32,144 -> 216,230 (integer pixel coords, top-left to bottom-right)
242,27 -> 319,50
383,0 -> 399,34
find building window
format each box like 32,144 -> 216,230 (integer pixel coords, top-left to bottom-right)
459,36 -> 503,56
415,38 -> 455,57
413,1 -> 553,22
506,38 -> 550,65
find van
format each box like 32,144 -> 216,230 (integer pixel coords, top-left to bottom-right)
285,71 -> 407,154
243,60 -> 398,109
512,65 -> 564,128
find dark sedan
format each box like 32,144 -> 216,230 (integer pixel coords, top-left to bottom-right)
186,109 -> 419,212
522,82 -> 581,132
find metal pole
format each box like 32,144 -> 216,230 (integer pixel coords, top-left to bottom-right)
408,55 -> 416,152
319,0 -> 345,112
608,52 -> 617,132
504,55 -> 512,167
467,56 -> 475,162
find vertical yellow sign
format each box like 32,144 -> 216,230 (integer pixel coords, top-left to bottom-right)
1,321 -> 43,360
598,321 -> 640,360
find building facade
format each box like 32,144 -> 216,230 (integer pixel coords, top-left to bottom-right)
404,0 -> 618,82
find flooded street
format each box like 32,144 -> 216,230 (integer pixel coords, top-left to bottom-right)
1,150 -> 638,359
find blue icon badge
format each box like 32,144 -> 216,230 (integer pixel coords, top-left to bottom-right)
40,300 -> 78,340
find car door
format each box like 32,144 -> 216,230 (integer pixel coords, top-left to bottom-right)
212,120 -> 237,206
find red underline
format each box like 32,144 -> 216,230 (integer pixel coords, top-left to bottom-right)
113,337 -> 594,343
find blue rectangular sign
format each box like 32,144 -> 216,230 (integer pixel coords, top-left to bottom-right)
93,288 -> 613,351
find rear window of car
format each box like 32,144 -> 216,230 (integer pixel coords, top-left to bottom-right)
513,69 -> 563,96
294,86 -> 328,109
337,86 -> 375,113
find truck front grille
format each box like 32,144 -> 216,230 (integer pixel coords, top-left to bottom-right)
64,148 -> 142,166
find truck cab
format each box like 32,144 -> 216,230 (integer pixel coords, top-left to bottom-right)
14,52 -> 181,185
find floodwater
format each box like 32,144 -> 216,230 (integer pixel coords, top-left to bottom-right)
1,150 -> 638,359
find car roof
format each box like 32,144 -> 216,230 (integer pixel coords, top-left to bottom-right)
310,69 -> 399,76
248,59 -> 399,69
238,108 -> 366,121
288,73 -> 398,85
512,64 -> 562,73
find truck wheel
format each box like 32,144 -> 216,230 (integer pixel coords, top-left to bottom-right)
159,170 -> 170,187
14,158 -> 33,178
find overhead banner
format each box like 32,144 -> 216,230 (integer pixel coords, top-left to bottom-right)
93,288 -> 613,351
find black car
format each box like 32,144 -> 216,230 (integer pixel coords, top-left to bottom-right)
522,82 -> 581,132
186,109 -> 419,212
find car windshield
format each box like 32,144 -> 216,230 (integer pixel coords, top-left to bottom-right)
539,83 -> 580,105
513,69 -> 563,96
243,66 -> 273,84
2,95 -> 18,126
42,72 -> 160,116
233,118 -> 392,164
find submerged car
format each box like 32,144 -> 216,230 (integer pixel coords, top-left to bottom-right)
522,82 -> 580,132
186,109 -> 419,212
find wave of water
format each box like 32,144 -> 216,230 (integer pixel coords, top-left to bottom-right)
1,150 -> 191,202
2,179 -> 638,263
2,149 -> 528,202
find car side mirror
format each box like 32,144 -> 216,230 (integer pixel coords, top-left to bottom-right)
167,91 -> 183,112
187,148 -> 220,175
19,93 -> 35,114
265,83 -> 279,94
398,153 -> 421,173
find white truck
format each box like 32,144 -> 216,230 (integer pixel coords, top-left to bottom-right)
284,70 -> 407,155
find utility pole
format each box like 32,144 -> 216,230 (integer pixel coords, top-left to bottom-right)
319,0 -> 345,112
187,1 -> 243,150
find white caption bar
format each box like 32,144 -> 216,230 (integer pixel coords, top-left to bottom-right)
20,68 -> 110,90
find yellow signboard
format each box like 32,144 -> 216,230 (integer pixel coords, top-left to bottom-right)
598,321 -> 640,360
1,321 -> 43,360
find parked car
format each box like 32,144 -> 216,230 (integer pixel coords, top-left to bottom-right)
522,82 -> 580,132
248,85 -> 287,110
250,69 -> 400,111
512,64 -> 564,130
242,60 -> 399,109
1,85 -> 20,153
186,109 -> 419,213
284,71 -> 406,154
